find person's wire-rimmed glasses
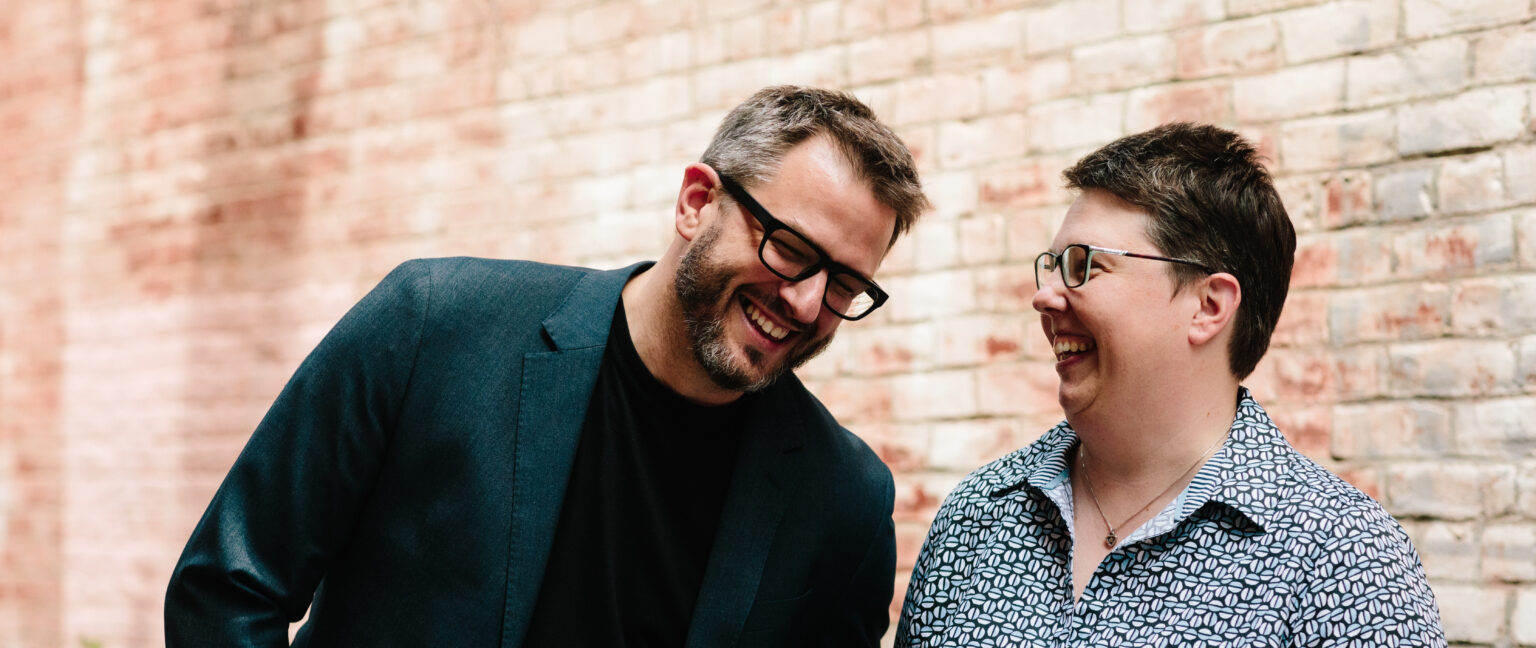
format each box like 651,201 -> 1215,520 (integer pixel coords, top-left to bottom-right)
717,174 -> 889,321
1035,243 -> 1214,289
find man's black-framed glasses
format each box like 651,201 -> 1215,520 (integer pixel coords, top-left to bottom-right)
717,174 -> 889,320
1034,243 -> 1214,289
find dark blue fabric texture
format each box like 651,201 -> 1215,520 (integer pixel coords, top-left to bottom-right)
165,257 -> 896,648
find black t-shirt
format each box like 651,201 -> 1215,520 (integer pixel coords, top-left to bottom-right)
522,300 -> 746,647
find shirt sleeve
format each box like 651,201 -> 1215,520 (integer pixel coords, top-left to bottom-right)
163,261 -> 432,647
1289,505 -> 1447,647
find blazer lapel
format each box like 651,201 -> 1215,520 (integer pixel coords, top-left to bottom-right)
501,262 -> 649,647
685,383 -> 808,648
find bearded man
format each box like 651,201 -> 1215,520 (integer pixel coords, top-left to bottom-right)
167,85 -> 930,648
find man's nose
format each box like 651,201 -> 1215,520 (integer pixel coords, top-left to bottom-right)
778,269 -> 828,324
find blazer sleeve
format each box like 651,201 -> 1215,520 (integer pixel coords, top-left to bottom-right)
816,471 -> 897,647
164,261 -> 432,647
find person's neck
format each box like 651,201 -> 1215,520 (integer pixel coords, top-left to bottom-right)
621,262 -> 743,406
1070,372 -> 1240,486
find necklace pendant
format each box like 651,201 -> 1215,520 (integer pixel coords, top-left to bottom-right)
1104,532 -> 1117,548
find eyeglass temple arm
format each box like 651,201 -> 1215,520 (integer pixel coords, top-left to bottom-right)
1095,247 -> 1214,273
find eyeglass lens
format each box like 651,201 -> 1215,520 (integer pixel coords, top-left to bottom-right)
760,229 -> 878,318
1035,245 -> 1092,288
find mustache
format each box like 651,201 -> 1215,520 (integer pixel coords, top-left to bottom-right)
740,288 -> 813,330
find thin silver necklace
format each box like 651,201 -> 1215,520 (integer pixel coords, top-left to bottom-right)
1077,430 -> 1229,549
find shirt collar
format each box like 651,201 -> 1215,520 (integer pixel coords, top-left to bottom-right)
985,388 -> 1290,533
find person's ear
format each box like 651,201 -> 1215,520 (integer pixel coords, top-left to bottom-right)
1189,272 -> 1240,347
675,163 -> 721,242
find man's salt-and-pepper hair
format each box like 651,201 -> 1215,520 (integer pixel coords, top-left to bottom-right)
701,86 -> 930,248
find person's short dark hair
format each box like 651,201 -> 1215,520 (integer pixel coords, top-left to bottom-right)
702,86 -> 930,248
1063,122 -> 1296,380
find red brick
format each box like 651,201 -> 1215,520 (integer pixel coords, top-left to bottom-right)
892,369 -> 977,421
928,419 -> 1022,470
1271,290 -> 1327,347
973,263 -> 1038,313
1175,16 -> 1278,78
1501,146 -> 1536,207
1006,205 -> 1066,264
1373,166 -> 1437,222
891,73 -> 985,125
1272,174 -> 1321,232
1026,95 -> 1124,154
893,472 -> 964,523
1332,346 -> 1388,401
1520,335 -> 1536,392
1234,60 -> 1344,122
1332,401 -> 1452,459
1439,152 -> 1510,215
1328,283 -> 1451,344
935,113 -> 1030,168
1345,37 -> 1468,110
1227,0 -> 1328,17
956,213 -> 1007,266
1389,340 -> 1520,398
977,161 -> 1060,210
1025,0 -> 1121,54
1263,348 -> 1335,403
1454,396 -> 1536,466
1386,462 -> 1518,520
1405,0 -> 1532,39
895,520 -> 929,571
902,216 -> 961,273
1275,0 -> 1399,64
983,56 -> 1073,111
1277,109 -> 1396,172
1519,587 -> 1536,644
860,423 -> 931,473
1398,87 -> 1529,156
1482,523 -> 1536,583
1126,80 -> 1231,133
1268,403 -> 1331,460
1436,582 -> 1512,644
976,362 -> 1060,417
1475,24 -> 1536,84
1072,35 -> 1177,94
1288,233 -> 1341,288
932,11 -> 1024,67
1124,0 -> 1224,33
922,169 -> 980,218
1520,211 -> 1536,270
1393,213 -> 1517,279
1317,171 -> 1371,229
849,30 -> 929,85
1407,520 -> 1478,580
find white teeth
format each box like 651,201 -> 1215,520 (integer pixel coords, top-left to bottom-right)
745,302 -> 790,341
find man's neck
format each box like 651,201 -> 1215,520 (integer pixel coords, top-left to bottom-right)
621,262 -> 743,406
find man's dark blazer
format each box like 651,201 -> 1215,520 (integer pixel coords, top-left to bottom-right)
165,257 -> 898,647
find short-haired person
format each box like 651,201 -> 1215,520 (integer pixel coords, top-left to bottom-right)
166,86 -> 930,647
895,123 -> 1444,646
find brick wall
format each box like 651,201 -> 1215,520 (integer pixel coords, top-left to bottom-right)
1,0 -> 1532,645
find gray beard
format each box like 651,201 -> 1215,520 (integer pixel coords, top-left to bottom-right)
672,223 -> 833,393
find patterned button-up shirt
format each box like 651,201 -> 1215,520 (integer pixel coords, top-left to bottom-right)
895,389 -> 1444,647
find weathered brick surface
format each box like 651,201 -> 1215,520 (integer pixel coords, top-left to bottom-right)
4,1 -> 1536,646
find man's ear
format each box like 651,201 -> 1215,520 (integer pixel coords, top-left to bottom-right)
1189,272 -> 1241,347
675,163 -> 721,242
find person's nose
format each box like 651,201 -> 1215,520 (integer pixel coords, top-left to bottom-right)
1031,267 -> 1068,314
779,269 -> 828,325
